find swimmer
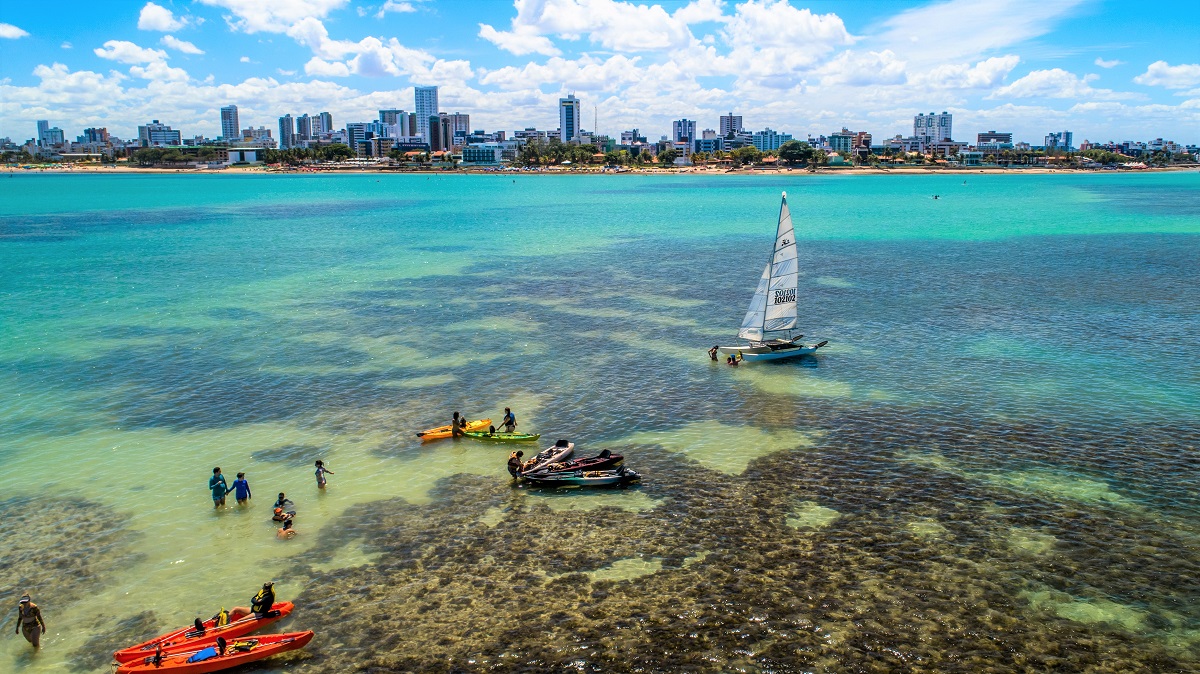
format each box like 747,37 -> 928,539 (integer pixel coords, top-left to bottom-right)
314,460 -> 334,489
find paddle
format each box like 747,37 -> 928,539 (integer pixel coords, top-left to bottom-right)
814,340 -> 828,348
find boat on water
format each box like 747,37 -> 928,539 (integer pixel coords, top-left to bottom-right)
521,449 -> 623,476
522,440 -> 574,473
522,465 -> 641,487
715,191 -> 827,362
116,631 -> 314,674
416,418 -> 491,441
113,603 -> 293,664
464,430 -> 541,442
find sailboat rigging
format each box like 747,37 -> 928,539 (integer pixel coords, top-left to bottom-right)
714,191 -> 827,362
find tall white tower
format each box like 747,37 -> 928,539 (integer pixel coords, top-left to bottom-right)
559,94 -> 581,142
414,86 -> 439,144
220,105 -> 240,141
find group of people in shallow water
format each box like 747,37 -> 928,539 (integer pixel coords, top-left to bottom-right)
207,460 -> 333,540
707,346 -> 743,366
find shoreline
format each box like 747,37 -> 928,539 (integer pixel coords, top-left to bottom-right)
7,164 -> 1198,176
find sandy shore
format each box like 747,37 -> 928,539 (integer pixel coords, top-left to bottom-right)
8,163 -> 1197,176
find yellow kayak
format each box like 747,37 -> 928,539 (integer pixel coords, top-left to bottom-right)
417,418 -> 491,441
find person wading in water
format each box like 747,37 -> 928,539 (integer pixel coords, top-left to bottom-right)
15,594 -> 46,649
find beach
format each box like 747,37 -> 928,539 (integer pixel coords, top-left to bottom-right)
2,172 -> 1198,673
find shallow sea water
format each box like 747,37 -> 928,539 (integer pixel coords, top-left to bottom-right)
1,172 -> 1198,672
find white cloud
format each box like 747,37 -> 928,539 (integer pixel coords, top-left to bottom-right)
239,56 -> 251,63
304,57 -> 351,77
914,55 -> 1021,89
94,40 -> 169,64
129,61 -> 191,82
376,0 -> 417,18
879,0 -> 1087,66
1133,61 -> 1200,89
1094,57 -> 1121,68
197,0 -> 349,33
138,3 -> 187,32
277,68 -> 298,76
990,68 -> 1137,100
817,50 -> 906,87
478,23 -> 561,57
721,0 -> 853,49
480,0 -> 726,55
160,35 -> 205,54
0,23 -> 30,39
61,41 -> 73,49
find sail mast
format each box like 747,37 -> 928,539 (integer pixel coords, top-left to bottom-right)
737,191 -> 799,341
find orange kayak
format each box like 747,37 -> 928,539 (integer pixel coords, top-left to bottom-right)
113,602 -> 293,664
116,631 -> 313,674
416,418 -> 491,441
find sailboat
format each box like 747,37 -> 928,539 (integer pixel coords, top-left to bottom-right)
715,191 -> 827,362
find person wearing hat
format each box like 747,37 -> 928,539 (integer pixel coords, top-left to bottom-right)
15,594 -> 46,649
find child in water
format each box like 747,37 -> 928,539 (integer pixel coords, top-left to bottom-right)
314,460 -> 334,489
277,517 -> 297,539
232,472 -> 251,505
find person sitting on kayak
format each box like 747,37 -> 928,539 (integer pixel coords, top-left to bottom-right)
501,407 -> 517,433
507,451 -> 524,478
250,582 -> 275,617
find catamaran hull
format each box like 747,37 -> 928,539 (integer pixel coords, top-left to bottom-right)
716,345 -> 819,361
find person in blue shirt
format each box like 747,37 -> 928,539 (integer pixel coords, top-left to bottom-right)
232,472 -> 252,505
209,467 -> 229,508
501,407 -> 517,433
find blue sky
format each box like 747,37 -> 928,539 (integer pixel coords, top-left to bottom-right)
1,0 -> 1198,144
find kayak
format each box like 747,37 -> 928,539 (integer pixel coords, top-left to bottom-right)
417,418 -> 491,441
522,449 -> 623,476
116,631 -> 314,674
113,603 -> 293,664
521,441 -> 574,474
523,466 -> 642,487
464,431 -> 541,442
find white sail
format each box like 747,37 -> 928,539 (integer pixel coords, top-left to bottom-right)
737,192 -> 798,342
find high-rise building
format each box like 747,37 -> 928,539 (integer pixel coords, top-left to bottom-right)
447,113 -> 470,138
317,111 -> 333,136
559,94 -> 581,142
379,109 -> 404,125
37,120 -> 49,146
278,114 -> 294,149
672,119 -> 697,143
36,120 -> 65,147
296,114 -> 312,141
440,116 -> 453,151
79,128 -> 109,143
719,112 -> 743,137
1044,131 -> 1073,151
913,112 -> 952,142
346,122 -> 369,151
220,105 -> 240,141
414,86 -> 439,143
977,131 -> 1013,145
138,120 -> 181,147
405,113 -> 418,138
751,128 -> 793,152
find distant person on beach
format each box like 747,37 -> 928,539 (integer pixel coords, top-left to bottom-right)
232,472 -> 251,505
508,451 -> 524,478
15,594 -> 45,649
210,467 -> 229,508
501,407 -> 517,433
314,460 -> 334,489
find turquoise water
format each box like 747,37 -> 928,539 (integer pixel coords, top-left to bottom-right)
1,172 -> 1199,672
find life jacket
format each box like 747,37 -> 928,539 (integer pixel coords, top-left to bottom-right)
215,608 -> 230,626
251,588 -> 274,613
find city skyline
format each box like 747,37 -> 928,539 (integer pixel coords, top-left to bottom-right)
1,1 -> 1199,143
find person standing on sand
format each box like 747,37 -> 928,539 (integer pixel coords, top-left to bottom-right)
314,460 -> 334,489
15,594 -> 46,649
209,467 -> 229,508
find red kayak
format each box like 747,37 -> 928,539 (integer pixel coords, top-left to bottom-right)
113,602 -> 294,664
116,630 -> 314,674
